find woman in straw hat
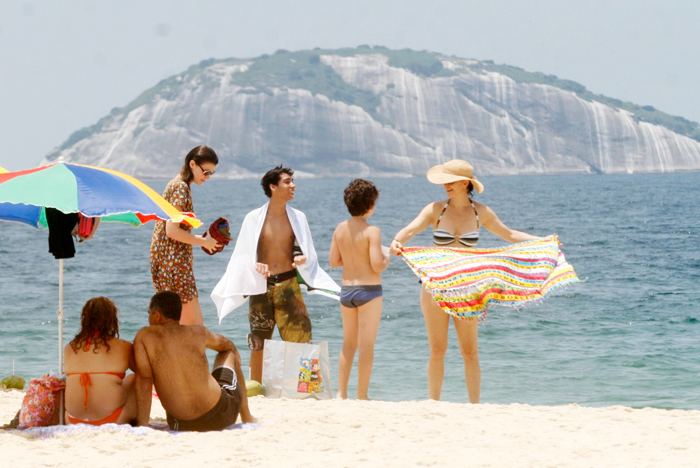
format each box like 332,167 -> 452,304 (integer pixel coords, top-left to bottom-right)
389,159 -> 539,403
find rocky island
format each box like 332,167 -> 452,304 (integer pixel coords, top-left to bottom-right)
42,47 -> 700,178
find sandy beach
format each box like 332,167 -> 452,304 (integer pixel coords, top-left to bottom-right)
1,389 -> 699,467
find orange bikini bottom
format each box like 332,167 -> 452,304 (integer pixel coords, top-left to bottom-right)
66,405 -> 123,425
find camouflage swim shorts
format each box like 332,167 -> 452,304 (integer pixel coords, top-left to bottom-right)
248,270 -> 311,350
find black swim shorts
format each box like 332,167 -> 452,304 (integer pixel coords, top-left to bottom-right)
166,366 -> 241,432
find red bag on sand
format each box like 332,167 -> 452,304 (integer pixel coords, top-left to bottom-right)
18,375 -> 66,427
201,217 -> 233,255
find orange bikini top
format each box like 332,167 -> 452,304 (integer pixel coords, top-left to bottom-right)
66,372 -> 126,409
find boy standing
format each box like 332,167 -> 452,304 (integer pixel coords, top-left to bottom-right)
329,179 -> 389,399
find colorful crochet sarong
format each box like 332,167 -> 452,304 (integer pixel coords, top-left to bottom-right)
400,234 -> 579,318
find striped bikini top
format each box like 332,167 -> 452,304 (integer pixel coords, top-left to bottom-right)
433,199 -> 480,247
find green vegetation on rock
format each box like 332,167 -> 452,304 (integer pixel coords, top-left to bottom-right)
224,47 -> 453,124
54,113 -> 115,156
48,57 -> 231,160
371,47 -> 455,78
47,46 -> 700,158
121,58 -> 227,116
475,61 -> 700,142
227,48 -> 385,122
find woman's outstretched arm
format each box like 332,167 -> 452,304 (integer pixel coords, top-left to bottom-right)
390,203 -> 438,255
478,203 -> 539,243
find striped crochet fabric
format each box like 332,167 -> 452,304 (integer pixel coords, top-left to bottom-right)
401,234 -> 579,318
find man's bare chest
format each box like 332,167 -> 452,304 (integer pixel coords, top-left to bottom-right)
259,216 -> 294,246
257,216 -> 295,271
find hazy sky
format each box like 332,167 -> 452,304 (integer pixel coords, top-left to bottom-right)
1,0 -> 698,170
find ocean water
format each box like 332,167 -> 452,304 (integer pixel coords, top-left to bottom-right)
1,173 -> 698,409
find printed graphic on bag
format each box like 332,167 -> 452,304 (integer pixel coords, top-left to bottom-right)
297,358 -> 324,393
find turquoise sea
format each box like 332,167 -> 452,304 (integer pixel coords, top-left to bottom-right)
1,173 -> 698,409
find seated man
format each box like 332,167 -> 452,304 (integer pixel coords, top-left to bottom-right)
134,291 -> 255,431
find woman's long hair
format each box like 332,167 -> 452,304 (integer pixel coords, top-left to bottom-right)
69,297 -> 120,353
466,181 -> 475,198
180,145 -> 219,184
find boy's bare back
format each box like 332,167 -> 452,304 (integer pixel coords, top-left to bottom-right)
331,218 -> 387,285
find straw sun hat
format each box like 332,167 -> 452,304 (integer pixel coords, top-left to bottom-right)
426,159 -> 484,194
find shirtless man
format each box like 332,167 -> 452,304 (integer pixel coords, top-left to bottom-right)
247,166 -> 311,382
329,179 -> 389,399
211,165 -> 339,383
134,291 -> 255,431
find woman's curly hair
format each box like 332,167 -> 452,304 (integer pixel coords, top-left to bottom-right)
69,297 -> 120,354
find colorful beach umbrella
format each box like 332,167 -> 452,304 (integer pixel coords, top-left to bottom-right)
0,160 -> 202,405
400,235 -> 579,318
0,161 -> 201,229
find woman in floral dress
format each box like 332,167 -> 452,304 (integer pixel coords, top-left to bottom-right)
150,145 -> 221,325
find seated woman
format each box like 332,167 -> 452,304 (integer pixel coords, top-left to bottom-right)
64,297 -> 136,425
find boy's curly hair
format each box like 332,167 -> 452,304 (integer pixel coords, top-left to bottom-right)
344,179 -> 379,216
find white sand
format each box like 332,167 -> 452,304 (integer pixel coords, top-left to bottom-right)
1,389 -> 699,467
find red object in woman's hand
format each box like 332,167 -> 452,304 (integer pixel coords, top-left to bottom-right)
201,217 -> 233,255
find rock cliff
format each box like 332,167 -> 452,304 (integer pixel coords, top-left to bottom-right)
42,47 -> 700,177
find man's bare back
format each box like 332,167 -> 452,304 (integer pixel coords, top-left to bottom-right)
134,292 -> 255,430
135,323 -> 223,420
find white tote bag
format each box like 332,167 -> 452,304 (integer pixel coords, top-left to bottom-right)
262,339 -> 334,400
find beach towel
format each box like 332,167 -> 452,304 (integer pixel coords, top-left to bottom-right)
400,235 -> 579,318
211,202 -> 340,322
201,217 -> 233,255
11,421 -> 262,438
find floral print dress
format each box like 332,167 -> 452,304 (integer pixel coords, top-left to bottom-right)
150,175 -> 198,302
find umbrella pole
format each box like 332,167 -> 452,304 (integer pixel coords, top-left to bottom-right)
58,258 -> 65,425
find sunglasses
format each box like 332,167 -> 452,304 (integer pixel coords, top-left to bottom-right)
196,163 -> 216,176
